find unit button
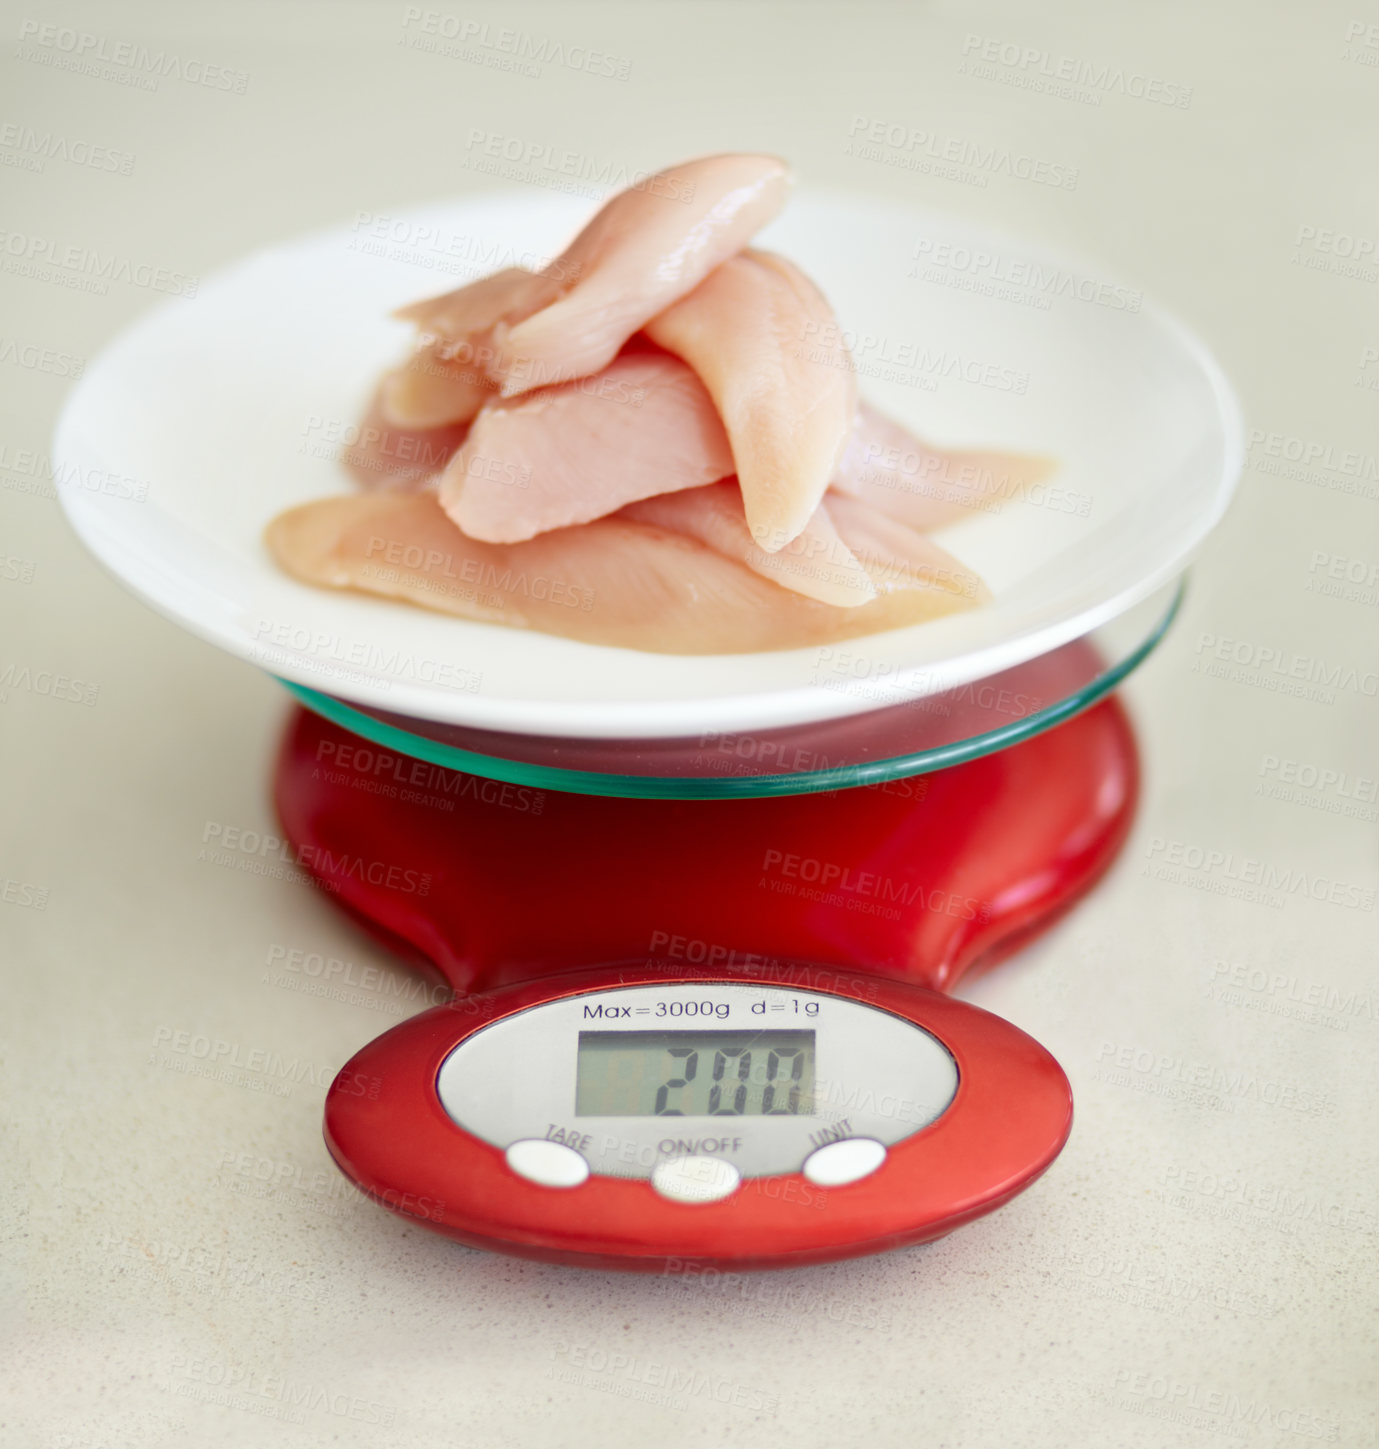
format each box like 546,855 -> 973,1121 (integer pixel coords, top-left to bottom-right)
651,1156 -> 741,1204
802,1138 -> 887,1187
505,1139 -> 590,1188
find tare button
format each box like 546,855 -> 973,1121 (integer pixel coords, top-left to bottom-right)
505,1139 -> 590,1189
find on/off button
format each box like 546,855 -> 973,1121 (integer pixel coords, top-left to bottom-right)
651,1156 -> 741,1204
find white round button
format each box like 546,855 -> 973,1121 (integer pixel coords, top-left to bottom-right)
505,1139 -> 590,1188
802,1138 -> 887,1187
651,1156 -> 741,1204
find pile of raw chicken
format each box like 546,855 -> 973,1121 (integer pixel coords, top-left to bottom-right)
268,154 -> 1047,654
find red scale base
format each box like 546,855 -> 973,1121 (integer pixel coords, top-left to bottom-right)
273,697 -> 1138,1269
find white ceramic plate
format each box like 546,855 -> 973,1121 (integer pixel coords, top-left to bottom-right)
54,188 -> 1243,738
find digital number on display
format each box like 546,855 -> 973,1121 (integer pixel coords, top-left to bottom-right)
575,1030 -> 816,1118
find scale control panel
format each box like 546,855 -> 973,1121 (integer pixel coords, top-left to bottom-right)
435,982 -> 960,1204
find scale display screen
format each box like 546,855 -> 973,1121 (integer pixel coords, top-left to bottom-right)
575,1030 -> 815,1117
438,982 -> 964,1183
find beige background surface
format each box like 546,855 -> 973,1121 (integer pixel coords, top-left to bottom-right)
3,2 -> 1377,1445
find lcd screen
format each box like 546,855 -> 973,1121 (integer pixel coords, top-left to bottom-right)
576,1030 -> 815,1117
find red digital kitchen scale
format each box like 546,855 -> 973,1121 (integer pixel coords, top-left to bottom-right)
48,185 -> 1242,1276
49,282 -> 1220,1272
273,613 -> 1151,1272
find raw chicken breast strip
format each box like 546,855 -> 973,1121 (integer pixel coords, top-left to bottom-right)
392,266 -> 561,345
826,492 -> 990,603
643,250 -> 856,555
340,385 -> 471,491
620,482 -> 877,608
832,402 -> 1056,531
381,267 -> 560,429
438,351 -> 736,544
380,339 -> 494,429
265,492 -> 981,656
492,154 -> 791,395
440,348 -> 877,608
